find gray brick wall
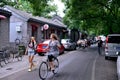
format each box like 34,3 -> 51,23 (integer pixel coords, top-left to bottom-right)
0,18 -> 10,49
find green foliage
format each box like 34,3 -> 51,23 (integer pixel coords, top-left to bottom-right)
62,0 -> 120,35
0,0 -> 15,7
0,0 -> 57,18
26,0 -> 57,17
0,0 -> 33,13
15,0 -> 33,13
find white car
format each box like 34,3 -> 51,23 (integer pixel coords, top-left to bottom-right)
96,35 -> 106,42
61,39 -> 76,50
105,34 -> 120,59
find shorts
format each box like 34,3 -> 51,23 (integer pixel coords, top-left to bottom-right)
48,54 -> 56,62
47,51 -> 59,62
28,50 -> 35,56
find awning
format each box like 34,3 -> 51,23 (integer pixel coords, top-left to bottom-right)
0,15 -> 6,19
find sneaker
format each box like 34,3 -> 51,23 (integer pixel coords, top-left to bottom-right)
28,69 -> 32,72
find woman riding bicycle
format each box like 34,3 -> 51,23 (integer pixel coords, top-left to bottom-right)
44,33 -> 61,71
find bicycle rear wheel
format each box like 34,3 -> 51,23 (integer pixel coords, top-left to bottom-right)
53,58 -> 59,74
39,61 -> 48,80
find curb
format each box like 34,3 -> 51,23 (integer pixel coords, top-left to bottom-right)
117,56 -> 120,80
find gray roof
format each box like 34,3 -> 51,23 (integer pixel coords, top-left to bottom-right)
32,16 -> 66,28
4,5 -> 31,20
52,19 -> 67,27
52,15 -> 63,22
0,7 -> 12,17
52,15 -> 67,27
4,5 -> 66,29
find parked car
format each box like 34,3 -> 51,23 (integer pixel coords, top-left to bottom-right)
36,40 -> 65,56
105,34 -> 120,59
61,39 -> 76,50
77,39 -> 87,49
97,35 -> 106,42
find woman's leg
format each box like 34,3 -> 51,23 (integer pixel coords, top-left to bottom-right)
30,55 -> 34,69
28,56 -> 31,67
49,61 -> 54,70
28,55 -> 32,71
48,55 -> 55,70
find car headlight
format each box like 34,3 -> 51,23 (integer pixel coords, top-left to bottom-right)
116,52 -> 120,55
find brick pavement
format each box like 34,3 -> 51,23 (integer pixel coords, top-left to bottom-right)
0,55 -> 44,79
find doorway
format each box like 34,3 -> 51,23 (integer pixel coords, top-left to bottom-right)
31,24 -> 38,42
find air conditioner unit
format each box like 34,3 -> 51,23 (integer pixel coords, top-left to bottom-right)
16,25 -> 21,33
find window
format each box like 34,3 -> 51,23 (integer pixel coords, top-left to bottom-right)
108,36 -> 120,43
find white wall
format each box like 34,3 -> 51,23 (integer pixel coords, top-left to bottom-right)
4,7 -> 28,43
10,22 -> 22,42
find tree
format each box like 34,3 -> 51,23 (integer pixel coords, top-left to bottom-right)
62,0 -> 120,35
26,0 -> 57,17
0,0 -> 33,13
0,0 -> 15,7
0,0 -> 58,18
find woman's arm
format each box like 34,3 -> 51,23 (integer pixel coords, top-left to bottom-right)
57,41 -> 61,48
25,47 -> 28,55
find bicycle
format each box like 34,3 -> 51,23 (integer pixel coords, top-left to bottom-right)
0,51 -> 7,67
39,55 -> 59,80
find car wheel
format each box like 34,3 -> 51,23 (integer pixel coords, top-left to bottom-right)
38,53 -> 44,56
62,50 -> 64,54
74,46 -> 76,50
69,46 -> 72,51
72,46 -> 75,50
105,56 -> 109,60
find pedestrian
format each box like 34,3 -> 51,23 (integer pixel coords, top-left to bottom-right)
44,33 -> 61,71
87,39 -> 91,47
25,37 -> 37,72
97,37 -> 103,55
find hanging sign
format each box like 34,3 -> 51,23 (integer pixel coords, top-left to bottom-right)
43,24 -> 49,30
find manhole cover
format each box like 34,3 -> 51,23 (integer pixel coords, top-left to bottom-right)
6,68 -> 13,70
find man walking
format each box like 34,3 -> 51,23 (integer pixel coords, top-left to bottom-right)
97,37 -> 103,55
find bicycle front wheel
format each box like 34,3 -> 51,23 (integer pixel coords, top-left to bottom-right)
39,61 -> 48,80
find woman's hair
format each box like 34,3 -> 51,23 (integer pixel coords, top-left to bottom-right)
51,33 -> 59,40
28,37 -> 35,48
31,37 -> 35,41
28,37 -> 35,43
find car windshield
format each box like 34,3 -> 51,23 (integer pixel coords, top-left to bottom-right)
108,36 -> 120,43
61,39 -> 70,43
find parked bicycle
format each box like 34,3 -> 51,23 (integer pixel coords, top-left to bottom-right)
39,55 -> 59,80
0,51 -> 7,67
0,47 -> 11,67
